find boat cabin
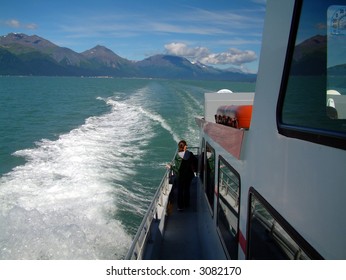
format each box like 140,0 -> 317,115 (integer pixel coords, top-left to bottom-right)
127,0 -> 346,260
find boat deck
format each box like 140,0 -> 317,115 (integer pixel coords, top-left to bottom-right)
157,177 -> 205,259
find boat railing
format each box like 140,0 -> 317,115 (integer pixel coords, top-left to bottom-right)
125,146 -> 199,260
252,209 -> 309,260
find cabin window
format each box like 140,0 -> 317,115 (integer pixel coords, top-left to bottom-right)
198,138 -> 205,183
205,143 -> 215,212
247,188 -> 323,260
277,0 -> 346,149
217,157 -> 240,259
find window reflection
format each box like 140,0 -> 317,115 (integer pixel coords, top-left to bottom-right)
247,192 -> 321,259
328,5 -> 346,119
217,157 -> 240,259
199,139 -> 205,183
278,0 -> 346,145
205,144 -> 215,211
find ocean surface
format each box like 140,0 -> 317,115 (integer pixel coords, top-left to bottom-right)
0,76 -> 255,259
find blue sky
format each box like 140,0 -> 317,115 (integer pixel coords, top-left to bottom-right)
0,0 -> 266,73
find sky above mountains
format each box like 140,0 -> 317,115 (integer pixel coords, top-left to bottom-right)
0,0 -> 266,73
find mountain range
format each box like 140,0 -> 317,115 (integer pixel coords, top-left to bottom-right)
287,34 -> 346,76
0,33 -> 256,81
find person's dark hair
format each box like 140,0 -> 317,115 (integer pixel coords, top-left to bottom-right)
178,140 -> 187,152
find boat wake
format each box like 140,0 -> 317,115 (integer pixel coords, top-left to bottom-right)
0,95 -> 160,260
0,80 -> 204,259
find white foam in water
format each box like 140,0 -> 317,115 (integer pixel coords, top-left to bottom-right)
126,85 -> 182,145
136,106 -> 180,144
0,96 -> 156,259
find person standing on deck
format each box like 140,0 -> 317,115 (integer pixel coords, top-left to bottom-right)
168,140 -> 197,210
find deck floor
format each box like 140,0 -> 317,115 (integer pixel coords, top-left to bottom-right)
158,177 -> 205,260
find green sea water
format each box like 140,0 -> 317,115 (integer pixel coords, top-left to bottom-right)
0,76 -> 255,259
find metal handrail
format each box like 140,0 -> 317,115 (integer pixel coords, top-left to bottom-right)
125,147 -> 199,260
125,153 -> 174,260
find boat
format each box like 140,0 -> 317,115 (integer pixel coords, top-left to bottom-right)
126,0 -> 346,260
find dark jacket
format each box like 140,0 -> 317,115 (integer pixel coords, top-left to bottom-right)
172,150 -> 197,183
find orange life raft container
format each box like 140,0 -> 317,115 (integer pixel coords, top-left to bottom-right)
215,105 -> 253,129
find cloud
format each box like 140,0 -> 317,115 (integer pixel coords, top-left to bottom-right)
201,48 -> 257,66
5,19 -> 38,29
164,42 -> 209,58
26,23 -> 38,29
164,42 -> 257,67
5,19 -> 20,28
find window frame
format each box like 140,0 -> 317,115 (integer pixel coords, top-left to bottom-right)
276,0 -> 346,150
246,187 -> 323,260
204,142 -> 215,216
216,156 -> 240,259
